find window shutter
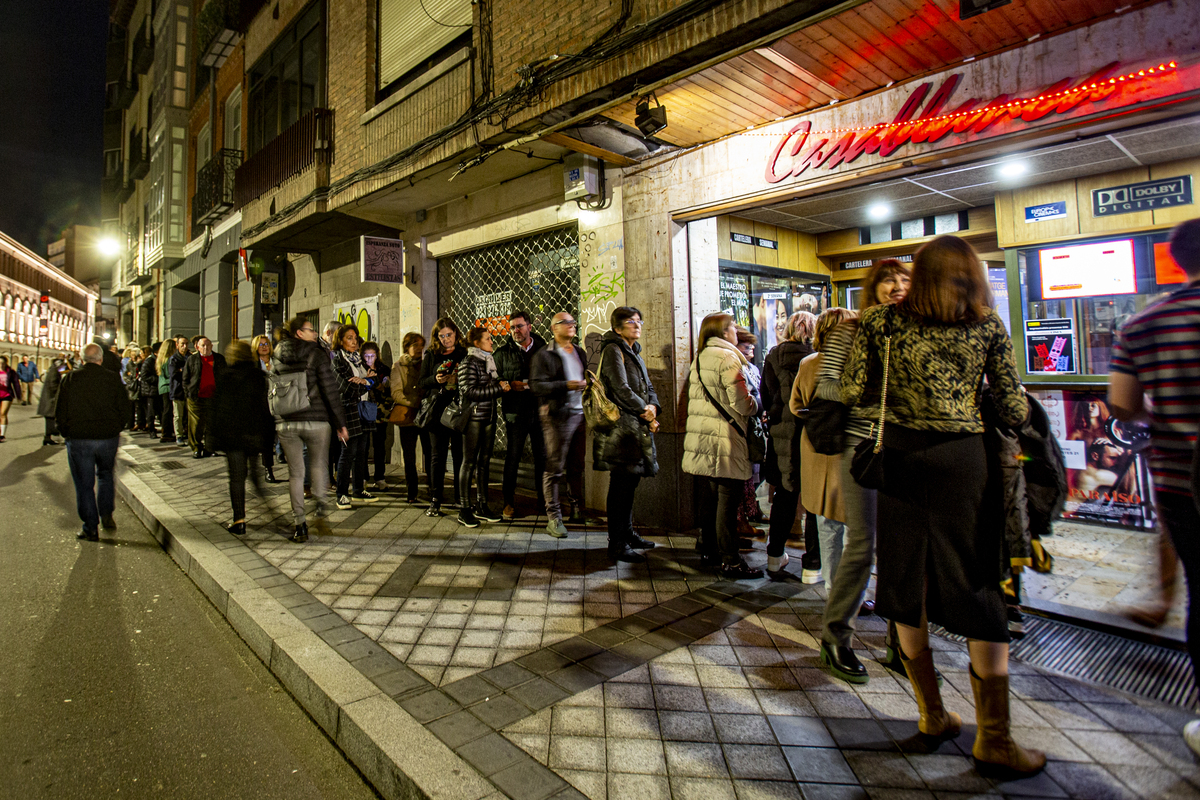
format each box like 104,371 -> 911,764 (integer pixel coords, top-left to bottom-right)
378,0 -> 471,88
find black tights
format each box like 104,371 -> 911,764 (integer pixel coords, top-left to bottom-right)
398,427 -> 430,501
459,417 -> 496,509
227,450 -> 265,521
428,422 -> 463,504
606,471 -> 641,547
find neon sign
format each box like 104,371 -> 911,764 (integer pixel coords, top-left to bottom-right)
765,61 -> 1178,184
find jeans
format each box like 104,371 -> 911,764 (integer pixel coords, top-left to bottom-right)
816,515 -> 848,591
367,422 -> 388,481
336,433 -> 369,498
699,477 -> 744,564
187,397 -> 211,454
397,426 -> 429,501
227,449 -> 265,521
540,408 -> 583,521
1158,492 -> 1200,685
606,471 -> 641,547
66,437 -> 119,533
143,395 -> 160,432
173,399 -> 188,442
277,421 -> 330,525
460,417 -> 497,509
822,435 -> 878,648
503,411 -> 546,507
428,422 -> 463,504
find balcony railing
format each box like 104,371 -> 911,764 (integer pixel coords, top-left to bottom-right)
193,148 -> 243,231
106,76 -> 138,111
235,108 -> 333,209
128,129 -> 149,181
131,21 -> 154,75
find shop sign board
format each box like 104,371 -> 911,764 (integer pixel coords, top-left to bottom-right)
360,236 -> 406,284
1024,318 -> 1076,374
1029,388 -> 1156,528
474,290 -> 514,336
1092,175 -> 1193,217
756,238 -> 777,250
334,295 -> 380,345
1025,201 -> 1068,223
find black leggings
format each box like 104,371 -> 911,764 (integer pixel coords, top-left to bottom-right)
1159,492 -> 1200,686
427,422 -> 463,504
606,471 -> 641,547
337,433 -> 369,497
459,417 -> 496,509
367,422 -> 388,481
767,484 -> 800,558
227,449 -> 265,521
398,426 -> 430,501
699,477 -> 743,564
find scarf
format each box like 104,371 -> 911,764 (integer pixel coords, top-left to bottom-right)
340,349 -> 368,400
469,347 -> 499,378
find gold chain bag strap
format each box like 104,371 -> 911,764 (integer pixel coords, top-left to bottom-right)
849,311 -> 893,490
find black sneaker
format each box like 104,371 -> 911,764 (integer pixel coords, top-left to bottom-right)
425,504 -> 442,517
629,533 -> 656,550
475,505 -> 502,522
290,523 -> 308,543
77,528 -> 99,541
353,490 -> 379,504
458,508 -> 480,528
607,543 -> 646,563
721,559 -> 764,581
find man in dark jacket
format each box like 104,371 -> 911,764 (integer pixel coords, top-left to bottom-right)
493,311 -> 547,521
531,312 -> 587,538
57,344 -> 131,540
169,334 -> 190,446
182,336 -> 226,458
17,356 -> 38,405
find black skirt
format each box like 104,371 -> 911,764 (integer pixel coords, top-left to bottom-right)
874,424 -> 1009,643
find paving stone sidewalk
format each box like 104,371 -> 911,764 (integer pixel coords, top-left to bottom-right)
116,436 -> 1200,800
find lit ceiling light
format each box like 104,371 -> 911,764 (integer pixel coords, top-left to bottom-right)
97,237 -> 121,257
999,160 -> 1029,178
868,203 -> 892,221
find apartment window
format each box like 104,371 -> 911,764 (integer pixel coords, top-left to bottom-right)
196,123 -> 212,176
378,0 -> 471,92
224,86 -> 242,152
247,2 -> 323,156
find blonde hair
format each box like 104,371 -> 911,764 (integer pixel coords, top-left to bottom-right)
224,339 -> 253,365
157,339 -> 177,376
250,334 -> 273,360
813,307 -> 859,352
782,311 -> 817,344
122,344 -> 141,360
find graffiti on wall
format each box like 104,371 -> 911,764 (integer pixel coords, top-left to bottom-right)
579,230 -> 625,336
334,295 -> 379,344
474,290 -> 514,337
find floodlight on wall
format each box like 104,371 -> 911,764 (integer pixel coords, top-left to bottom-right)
635,94 -> 668,137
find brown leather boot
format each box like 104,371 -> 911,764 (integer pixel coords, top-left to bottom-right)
969,668 -> 1046,778
901,647 -> 961,737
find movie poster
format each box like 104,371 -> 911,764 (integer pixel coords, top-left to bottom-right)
1031,389 -> 1155,528
719,273 -> 751,329
750,275 -> 792,369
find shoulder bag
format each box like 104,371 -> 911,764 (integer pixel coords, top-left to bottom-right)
414,388 -> 441,429
796,398 -> 847,455
849,310 -> 893,491
583,347 -> 620,431
697,362 -> 768,465
267,362 -> 311,418
439,393 -> 470,432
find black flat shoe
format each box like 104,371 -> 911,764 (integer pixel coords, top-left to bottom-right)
265,468 -> 279,483
425,504 -> 442,517
608,543 -> 647,563
820,643 -> 869,684
859,600 -> 875,616
101,515 -> 117,530
227,522 -> 246,536
290,523 -> 308,543
629,533 -> 657,550
720,560 -> 764,581
77,528 -> 99,541
475,505 -> 502,523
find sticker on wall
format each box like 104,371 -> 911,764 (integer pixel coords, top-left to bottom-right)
1024,318 -> 1076,374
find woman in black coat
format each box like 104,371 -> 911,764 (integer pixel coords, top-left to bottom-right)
211,340 -> 275,536
36,357 -> 69,446
419,318 -> 468,517
361,341 -> 392,490
455,326 -> 510,528
593,306 -> 660,563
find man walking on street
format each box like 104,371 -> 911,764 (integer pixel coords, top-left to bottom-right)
183,336 -> 226,458
494,311 -> 547,521
17,356 -> 39,405
169,334 -> 191,446
56,344 -> 131,541
531,312 -> 588,539
1109,218 -> 1200,757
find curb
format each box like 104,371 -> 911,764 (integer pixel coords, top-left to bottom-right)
116,466 -> 505,800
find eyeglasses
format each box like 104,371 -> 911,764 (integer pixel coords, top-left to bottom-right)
553,319 -> 577,327
622,319 -> 643,328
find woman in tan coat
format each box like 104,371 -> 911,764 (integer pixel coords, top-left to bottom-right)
390,332 -> 428,504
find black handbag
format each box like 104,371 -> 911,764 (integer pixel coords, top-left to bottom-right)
796,397 -> 847,455
414,389 -> 441,429
439,394 -> 470,432
697,365 -> 768,465
849,320 -> 892,491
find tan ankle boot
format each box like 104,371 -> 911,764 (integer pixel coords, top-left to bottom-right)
901,647 -> 961,737
969,668 -> 1046,777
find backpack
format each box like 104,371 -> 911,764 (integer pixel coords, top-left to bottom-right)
267,360 -> 311,417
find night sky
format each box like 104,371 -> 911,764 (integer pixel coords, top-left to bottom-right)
0,1 -> 108,257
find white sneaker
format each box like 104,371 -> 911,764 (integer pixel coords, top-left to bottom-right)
375,479 -> 388,490
767,552 -> 790,573
1184,720 -> 1200,758
801,568 -> 822,585
336,495 -> 353,510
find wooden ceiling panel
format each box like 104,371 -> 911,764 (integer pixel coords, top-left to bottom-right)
852,2 -> 963,66
768,37 -> 875,96
745,50 -> 840,105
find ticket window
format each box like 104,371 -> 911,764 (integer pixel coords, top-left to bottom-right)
1017,232 -> 1175,378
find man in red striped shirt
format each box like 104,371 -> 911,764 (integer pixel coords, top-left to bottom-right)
1109,218 -> 1200,755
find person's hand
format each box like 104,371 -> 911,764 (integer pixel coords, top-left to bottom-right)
566,380 -> 587,390
511,380 -> 527,391
436,373 -> 449,384
649,419 -> 660,433
640,405 -> 657,422
499,381 -> 511,392
337,427 -> 349,443
366,368 -> 377,378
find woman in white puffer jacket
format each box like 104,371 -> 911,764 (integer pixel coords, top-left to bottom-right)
684,312 -> 763,580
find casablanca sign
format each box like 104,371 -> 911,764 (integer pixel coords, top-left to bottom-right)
764,60 -> 1181,185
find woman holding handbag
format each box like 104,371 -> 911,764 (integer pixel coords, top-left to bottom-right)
454,326 -> 511,528
331,324 -> 379,510
683,312 -> 763,580
420,318 -> 468,517
841,236 -> 1039,778
390,332 -> 429,504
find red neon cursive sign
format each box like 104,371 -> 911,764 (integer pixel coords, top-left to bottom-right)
764,61 -> 1176,184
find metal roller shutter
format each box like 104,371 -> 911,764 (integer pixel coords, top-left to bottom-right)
378,0 -> 472,88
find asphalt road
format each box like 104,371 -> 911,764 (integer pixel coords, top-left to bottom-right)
0,404 -> 379,799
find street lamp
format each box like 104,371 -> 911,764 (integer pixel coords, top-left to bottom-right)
97,237 -> 121,257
